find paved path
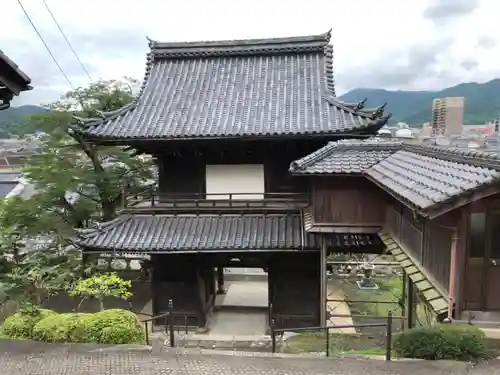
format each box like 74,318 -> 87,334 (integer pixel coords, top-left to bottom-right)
216,280 -> 268,308
326,284 -> 356,334
0,339 -> 474,375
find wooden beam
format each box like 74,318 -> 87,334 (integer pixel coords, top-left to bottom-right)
306,225 -> 382,234
425,185 -> 500,220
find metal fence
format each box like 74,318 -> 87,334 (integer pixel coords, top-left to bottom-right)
270,311 -> 394,360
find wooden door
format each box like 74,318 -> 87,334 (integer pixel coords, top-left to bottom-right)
486,211 -> 500,310
464,212 -> 487,310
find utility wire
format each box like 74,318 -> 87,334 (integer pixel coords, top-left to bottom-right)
41,0 -> 93,81
16,0 -> 75,89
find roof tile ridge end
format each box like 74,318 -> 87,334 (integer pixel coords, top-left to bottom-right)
323,96 -> 389,121
135,47 -> 155,101
406,143 -> 500,167
93,214 -> 132,234
290,141 -> 339,171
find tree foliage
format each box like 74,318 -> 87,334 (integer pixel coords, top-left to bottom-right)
71,273 -> 132,311
0,234 -> 85,306
0,78 -> 154,304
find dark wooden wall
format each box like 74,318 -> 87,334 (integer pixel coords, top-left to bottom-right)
268,252 -> 321,329
152,254 -> 215,327
311,176 -> 387,226
155,139 -> 330,196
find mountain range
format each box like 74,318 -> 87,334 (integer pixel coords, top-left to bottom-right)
339,79 -> 500,127
1,78 -> 499,137
0,105 -> 47,138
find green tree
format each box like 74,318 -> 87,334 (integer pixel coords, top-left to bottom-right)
0,231 -> 84,306
71,273 -> 133,311
21,77 -> 154,231
0,78 -> 153,305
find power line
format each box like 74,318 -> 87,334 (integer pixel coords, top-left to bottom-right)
41,0 -> 93,81
16,0 -> 75,89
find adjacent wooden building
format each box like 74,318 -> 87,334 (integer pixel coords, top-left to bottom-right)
0,50 -> 31,110
290,139 -> 500,321
76,31 -> 391,331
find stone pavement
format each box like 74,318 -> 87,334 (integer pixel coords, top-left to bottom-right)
471,359 -> 500,375
0,339 -> 475,375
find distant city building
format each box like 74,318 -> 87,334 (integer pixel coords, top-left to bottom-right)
395,128 -> 414,139
430,97 -> 464,136
463,123 -> 495,136
377,126 -> 392,137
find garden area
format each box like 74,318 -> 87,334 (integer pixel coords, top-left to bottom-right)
0,272 -> 146,345
282,261 -> 495,361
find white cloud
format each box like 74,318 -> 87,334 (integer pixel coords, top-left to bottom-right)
1,0 -> 500,105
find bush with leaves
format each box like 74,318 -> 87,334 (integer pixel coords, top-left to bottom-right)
393,324 -> 486,361
71,273 -> 132,311
32,313 -> 90,343
2,307 -> 55,339
86,309 -> 144,344
30,309 -> 143,344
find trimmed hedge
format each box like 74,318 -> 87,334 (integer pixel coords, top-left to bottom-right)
393,324 -> 486,361
3,308 -> 144,345
32,313 -> 90,343
2,308 -> 55,339
83,309 -> 144,344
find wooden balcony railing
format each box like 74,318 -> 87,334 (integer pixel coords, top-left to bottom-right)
123,191 -> 309,211
385,206 -> 423,262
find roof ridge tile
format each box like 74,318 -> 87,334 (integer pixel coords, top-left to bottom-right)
147,32 -> 332,59
290,138 -> 403,172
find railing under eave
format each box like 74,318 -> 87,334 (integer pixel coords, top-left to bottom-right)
122,191 -> 309,210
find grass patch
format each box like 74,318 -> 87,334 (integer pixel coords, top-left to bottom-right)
282,331 -> 385,355
344,347 -> 386,356
354,277 -> 402,318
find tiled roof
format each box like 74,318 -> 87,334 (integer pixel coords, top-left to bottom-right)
0,182 -> 18,197
290,139 -> 402,174
366,149 -> 500,210
0,50 -> 32,104
0,172 -> 20,183
78,213 -> 318,252
78,212 -> 388,253
76,32 -> 390,140
291,140 -> 500,214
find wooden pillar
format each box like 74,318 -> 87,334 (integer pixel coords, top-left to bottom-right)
406,274 -> 417,329
400,270 -> 407,331
216,266 -> 226,294
320,237 -> 327,328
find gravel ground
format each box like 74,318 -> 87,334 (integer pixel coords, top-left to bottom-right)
0,339 -> 474,375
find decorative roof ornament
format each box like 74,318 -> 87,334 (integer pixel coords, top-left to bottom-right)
325,28 -> 332,43
355,98 -> 367,111
146,36 -> 158,49
372,102 -> 387,119
72,115 -> 101,127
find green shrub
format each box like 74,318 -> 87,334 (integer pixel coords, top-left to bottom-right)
2,308 -> 55,339
84,309 -> 144,344
5,308 -> 144,345
32,313 -> 91,343
99,323 -> 144,344
393,324 -> 486,361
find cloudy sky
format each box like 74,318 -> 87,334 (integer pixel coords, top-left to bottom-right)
1,0 -> 499,106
